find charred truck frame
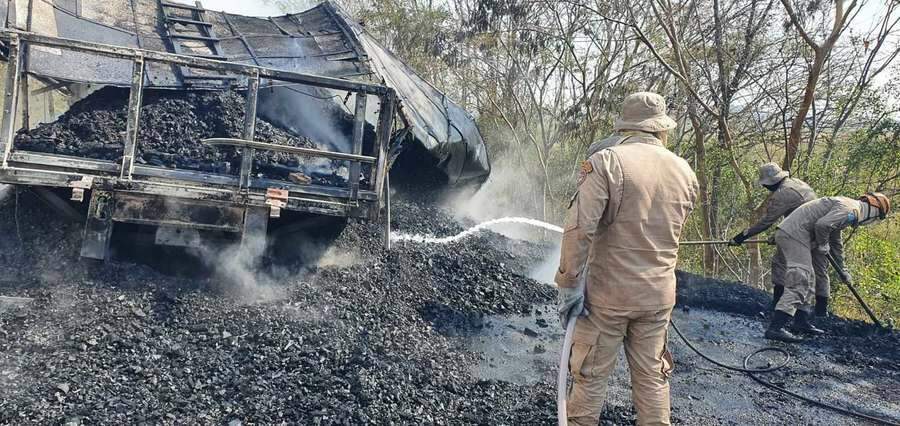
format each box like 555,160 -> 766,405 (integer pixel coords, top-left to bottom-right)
0,30 -> 398,259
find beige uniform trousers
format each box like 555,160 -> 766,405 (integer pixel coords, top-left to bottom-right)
567,307 -> 674,426
774,230 -> 824,315
771,246 -> 830,297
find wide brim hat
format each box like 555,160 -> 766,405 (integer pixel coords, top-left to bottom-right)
613,92 -> 678,133
758,163 -> 789,186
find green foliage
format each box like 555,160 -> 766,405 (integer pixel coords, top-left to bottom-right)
837,223 -> 900,326
345,0 -> 900,324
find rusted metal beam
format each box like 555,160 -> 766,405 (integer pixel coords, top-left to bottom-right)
0,161 -> 379,201
348,93 -> 367,201
81,190 -> 114,260
0,30 -> 391,95
112,192 -> 244,232
203,138 -> 377,164
120,56 -> 145,180
239,70 -> 259,189
0,35 -> 22,168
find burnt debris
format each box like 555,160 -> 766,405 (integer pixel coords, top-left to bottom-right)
14,87 -> 348,185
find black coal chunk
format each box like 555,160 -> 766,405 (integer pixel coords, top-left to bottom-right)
15,87 -> 343,183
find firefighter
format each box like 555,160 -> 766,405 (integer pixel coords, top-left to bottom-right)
766,193 -> 891,342
729,163 -> 818,312
556,92 -> 699,426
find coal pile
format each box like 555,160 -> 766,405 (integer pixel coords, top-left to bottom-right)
15,88 -> 344,184
675,270 -> 900,371
0,189 -> 562,424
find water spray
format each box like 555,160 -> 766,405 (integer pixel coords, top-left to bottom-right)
390,217 -> 563,244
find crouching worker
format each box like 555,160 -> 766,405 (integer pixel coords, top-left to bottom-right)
729,163 -> 816,311
767,193 -> 891,343
556,92 -> 698,426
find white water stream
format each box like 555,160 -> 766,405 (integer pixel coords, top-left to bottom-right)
390,217 -> 564,244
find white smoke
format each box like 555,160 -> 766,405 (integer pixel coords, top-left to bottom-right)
443,154 -> 551,241
195,237 -> 287,304
257,86 -> 356,153
0,184 -> 12,205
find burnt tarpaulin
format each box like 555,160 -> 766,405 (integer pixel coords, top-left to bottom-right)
1,0 -> 490,186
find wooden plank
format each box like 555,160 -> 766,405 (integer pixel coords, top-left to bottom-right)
168,34 -> 220,42
166,17 -> 212,27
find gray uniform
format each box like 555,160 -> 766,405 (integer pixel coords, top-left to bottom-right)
743,178 -> 819,294
774,197 -> 859,315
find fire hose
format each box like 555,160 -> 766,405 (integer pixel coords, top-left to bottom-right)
390,219 -> 895,424
556,239 -> 898,426
557,311 -> 899,426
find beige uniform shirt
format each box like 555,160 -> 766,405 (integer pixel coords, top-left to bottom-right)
555,135 -> 699,311
585,130 -> 656,157
777,196 -> 860,269
745,177 -> 816,237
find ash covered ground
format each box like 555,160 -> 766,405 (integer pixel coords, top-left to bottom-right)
14,88 -> 348,184
1,188 -> 899,425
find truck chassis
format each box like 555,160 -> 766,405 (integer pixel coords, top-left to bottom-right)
0,30 -> 397,259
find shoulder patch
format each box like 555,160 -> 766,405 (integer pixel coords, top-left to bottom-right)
577,160 -> 593,185
848,211 -> 857,225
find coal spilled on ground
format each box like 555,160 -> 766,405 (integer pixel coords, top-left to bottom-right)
0,189 -> 558,424
14,88 -> 347,184
1,189 -> 899,424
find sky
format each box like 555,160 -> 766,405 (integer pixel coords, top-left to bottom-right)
191,0 -> 305,16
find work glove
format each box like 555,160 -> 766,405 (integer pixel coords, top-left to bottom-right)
728,231 -> 748,246
815,244 -> 830,255
557,280 -> 588,329
838,269 -> 853,283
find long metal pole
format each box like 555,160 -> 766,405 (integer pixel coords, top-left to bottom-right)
0,35 -> 22,168
826,254 -> 884,329
679,239 -> 770,246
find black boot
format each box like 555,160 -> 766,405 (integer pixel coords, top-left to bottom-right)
770,285 -> 785,311
793,310 -> 825,335
815,296 -> 829,317
765,311 -> 804,343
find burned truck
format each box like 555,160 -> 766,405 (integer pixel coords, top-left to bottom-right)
0,1 -> 490,259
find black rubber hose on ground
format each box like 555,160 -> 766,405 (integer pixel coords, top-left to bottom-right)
670,319 -> 900,426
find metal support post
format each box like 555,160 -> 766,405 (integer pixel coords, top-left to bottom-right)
373,91 -> 396,200
81,191 -> 114,260
239,70 -> 259,189
349,92 -> 367,201
383,173 -> 391,250
0,35 -> 22,168
120,56 -> 145,180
